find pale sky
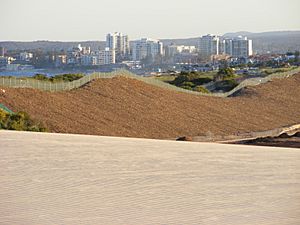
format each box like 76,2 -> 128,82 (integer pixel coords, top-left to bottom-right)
0,0 -> 299,41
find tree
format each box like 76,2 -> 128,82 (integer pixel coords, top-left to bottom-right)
214,68 -> 235,81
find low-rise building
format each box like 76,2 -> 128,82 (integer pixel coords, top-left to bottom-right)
98,48 -> 116,65
55,55 -> 67,67
81,55 -> 99,66
0,56 -> 16,68
166,44 -> 196,57
20,52 -> 33,62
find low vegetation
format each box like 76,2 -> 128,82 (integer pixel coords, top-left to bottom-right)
166,71 -> 213,93
261,67 -> 295,76
213,68 -> 239,92
32,73 -> 84,82
157,69 -> 239,93
0,109 -> 47,132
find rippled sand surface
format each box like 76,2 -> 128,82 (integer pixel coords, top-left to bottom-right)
1,131 -> 300,224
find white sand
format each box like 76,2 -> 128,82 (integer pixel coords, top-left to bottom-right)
0,131 -> 300,225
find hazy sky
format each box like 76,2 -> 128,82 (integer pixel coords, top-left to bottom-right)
1,0 -> 299,41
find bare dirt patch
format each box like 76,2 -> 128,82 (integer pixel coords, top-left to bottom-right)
1,74 -> 300,139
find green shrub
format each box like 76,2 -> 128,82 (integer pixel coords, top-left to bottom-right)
180,81 -> 195,88
193,86 -> 210,93
171,72 -> 213,87
50,73 -> 84,82
214,79 -> 238,92
193,77 -> 213,85
32,74 -> 48,80
214,68 -> 236,81
181,86 -> 193,90
32,73 -> 84,82
0,109 -> 47,132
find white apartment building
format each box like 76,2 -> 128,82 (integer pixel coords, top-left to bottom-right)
98,48 -> 116,65
198,35 -> 220,59
222,36 -> 253,58
106,32 -> 130,60
132,38 -> 163,62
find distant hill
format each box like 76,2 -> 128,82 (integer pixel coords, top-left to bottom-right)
160,31 -> 300,54
1,31 -> 300,54
223,31 -> 300,54
222,31 -> 253,37
0,41 -> 106,52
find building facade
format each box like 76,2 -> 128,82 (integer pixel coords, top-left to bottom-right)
198,35 -> 220,60
166,44 -> 196,57
222,36 -> 253,58
106,32 -> 130,61
98,48 -> 116,65
20,52 -> 33,62
55,55 -> 67,67
81,55 -> 98,66
132,38 -> 163,62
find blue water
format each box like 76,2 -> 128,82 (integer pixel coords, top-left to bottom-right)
0,69 -> 93,77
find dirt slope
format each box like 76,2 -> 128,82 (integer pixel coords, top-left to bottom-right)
1,75 -> 300,139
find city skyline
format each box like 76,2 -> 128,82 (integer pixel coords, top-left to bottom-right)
0,0 -> 300,41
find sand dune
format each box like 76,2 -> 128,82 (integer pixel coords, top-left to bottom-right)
1,131 -> 300,224
0,74 -> 300,139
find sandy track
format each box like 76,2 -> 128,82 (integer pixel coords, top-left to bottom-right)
0,74 -> 300,139
0,131 -> 300,224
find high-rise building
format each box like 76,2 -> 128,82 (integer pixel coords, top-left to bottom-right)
223,36 -> 253,58
132,38 -> 163,62
106,32 -> 129,61
198,35 -> 220,60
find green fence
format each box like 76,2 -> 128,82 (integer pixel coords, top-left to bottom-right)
0,67 -> 300,97
0,70 -> 126,92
